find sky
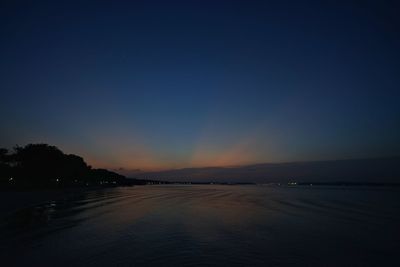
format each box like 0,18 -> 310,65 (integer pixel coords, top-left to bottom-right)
1,0 -> 399,172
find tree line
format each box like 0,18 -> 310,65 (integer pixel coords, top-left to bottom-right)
0,143 -> 140,189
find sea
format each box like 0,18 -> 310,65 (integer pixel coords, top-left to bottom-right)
1,185 -> 399,266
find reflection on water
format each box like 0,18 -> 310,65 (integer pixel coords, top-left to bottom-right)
1,185 -> 399,266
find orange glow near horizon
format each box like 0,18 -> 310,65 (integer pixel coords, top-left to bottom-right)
77,129 -> 275,173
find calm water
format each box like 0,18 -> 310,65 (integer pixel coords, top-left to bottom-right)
1,185 -> 399,266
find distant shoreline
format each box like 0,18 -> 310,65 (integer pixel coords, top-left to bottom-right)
2,181 -> 400,191
153,181 -> 400,187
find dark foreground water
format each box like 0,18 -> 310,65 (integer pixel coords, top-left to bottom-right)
1,185 -> 399,266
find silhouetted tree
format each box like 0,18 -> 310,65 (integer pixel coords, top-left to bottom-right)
60,154 -> 90,181
0,143 -> 135,189
0,148 -> 9,162
0,148 -> 12,184
13,144 -> 65,182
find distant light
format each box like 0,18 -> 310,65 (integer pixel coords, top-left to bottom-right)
9,177 -> 13,181
56,178 -> 60,182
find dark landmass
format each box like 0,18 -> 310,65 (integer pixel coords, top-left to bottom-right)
136,157 -> 400,184
2,143 -> 399,188
0,144 -> 167,190
167,181 -> 400,187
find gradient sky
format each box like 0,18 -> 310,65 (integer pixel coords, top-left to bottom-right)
1,0 -> 399,172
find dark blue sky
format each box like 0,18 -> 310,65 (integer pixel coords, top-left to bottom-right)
1,0 -> 399,171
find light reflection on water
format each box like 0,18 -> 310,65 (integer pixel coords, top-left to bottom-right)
1,185 -> 399,266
